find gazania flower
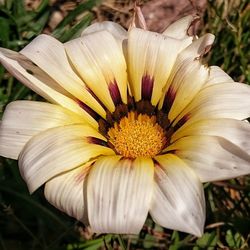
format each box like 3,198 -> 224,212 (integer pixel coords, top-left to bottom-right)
1,15 -> 250,237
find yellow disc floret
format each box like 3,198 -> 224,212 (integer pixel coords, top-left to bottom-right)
108,112 -> 166,158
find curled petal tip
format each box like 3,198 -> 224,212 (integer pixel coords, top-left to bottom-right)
187,14 -> 201,36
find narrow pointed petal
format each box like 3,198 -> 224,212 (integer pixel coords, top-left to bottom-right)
174,82 -> 250,127
81,21 -> 127,43
127,28 -> 191,105
0,48 -> 98,127
172,118 -> 250,153
158,34 -> 214,115
205,66 -> 233,86
20,35 -> 106,117
166,135 -> 250,182
65,31 -> 127,112
165,59 -> 209,120
0,48 -> 67,97
0,101 -> 84,159
45,161 -> 93,222
87,156 -> 154,234
162,15 -> 197,39
19,125 -> 115,193
178,33 -> 215,61
150,154 -> 205,237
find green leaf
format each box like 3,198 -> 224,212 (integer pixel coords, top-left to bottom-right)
13,0 -> 26,16
196,232 -> 217,249
67,235 -> 112,250
58,13 -> 93,42
36,0 -> 49,14
54,0 -> 100,30
0,17 -> 10,46
225,230 -> 243,249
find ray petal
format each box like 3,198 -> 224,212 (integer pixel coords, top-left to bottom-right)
163,59 -> 209,120
44,161 -> 94,222
172,118 -> 250,153
19,125 -> 115,193
81,21 -> 127,44
127,28 -> 192,105
87,156 -> 154,234
20,35 -> 106,117
0,48 -> 98,127
166,135 -> 250,182
151,154 -> 205,237
158,34 -> 215,115
205,66 -> 234,86
65,31 -> 127,112
0,101 -> 84,159
173,82 -> 250,128
162,15 -> 197,39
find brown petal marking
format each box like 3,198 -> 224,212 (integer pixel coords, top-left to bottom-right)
173,114 -> 190,131
156,110 -> 171,130
77,100 -> 101,121
108,80 -> 122,105
86,136 -> 108,147
141,74 -> 154,101
136,100 -> 155,115
111,104 -> 129,122
153,158 -> 180,209
162,85 -> 176,114
152,159 -> 166,181
74,164 -> 93,184
86,86 -> 106,110
98,118 -> 110,136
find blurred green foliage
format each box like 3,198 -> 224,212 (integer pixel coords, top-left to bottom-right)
0,0 -> 250,249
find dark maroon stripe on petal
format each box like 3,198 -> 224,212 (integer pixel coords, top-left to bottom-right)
77,100 -> 101,121
153,158 -> 160,167
86,86 -> 106,110
152,159 -> 167,180
162,85 -> 176,113
87,136 -> 108,147
74,164 -> 93,184
108,80 -> 122,106
173,114 -> 189,131
141,74 -> 154,101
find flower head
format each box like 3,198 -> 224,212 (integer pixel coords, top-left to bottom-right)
1,15 -> 250,237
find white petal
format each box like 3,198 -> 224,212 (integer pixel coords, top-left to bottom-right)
20,35 -> 105,118
178,33 -> 215,62
166,135 -> 250,182
172,118 -> 250,153
162,59 -> 209,121
44,161 -> 93,221
19,125 -> 114,193
87,156 -> 154,234
0,101 -> 84,159
65,31 -> 127,112
150,154 -> 205,236
81,21 -> 127,43
127,28 -> 191,105
158,34 -> 214,116
174,82 -> 250,127
162,15 -> 196,39
0,48 -> 98,127
205,66 -> 233,86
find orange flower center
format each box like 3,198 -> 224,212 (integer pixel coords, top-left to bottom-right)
108,112 -> 166,158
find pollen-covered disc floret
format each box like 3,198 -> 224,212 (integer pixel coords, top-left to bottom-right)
108,112 -> 166,158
